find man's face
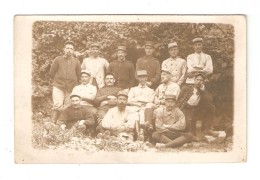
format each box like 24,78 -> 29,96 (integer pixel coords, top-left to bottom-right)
105,75 -> 115,86
64,44 -> 74,57
91,47 -> 99,57
117,50 -> 126,60
144,46 -> 154,56
168,47 -> 179,58
161,72 -> 171,83
193,42 -> 203,53
165,99 -> 177,111
138,75 -> 147,85
194,76 -> 205,88
71,97 -> 81,107
117,95 -> 127,108
81,73 -> 90,85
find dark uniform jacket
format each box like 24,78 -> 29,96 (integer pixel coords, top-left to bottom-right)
108,60 -> 136,89
49,55 -> 81,92
56,105 -> 95,129
136,55 -> 161,86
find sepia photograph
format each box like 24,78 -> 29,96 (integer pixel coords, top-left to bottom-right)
14,15 -> 246,163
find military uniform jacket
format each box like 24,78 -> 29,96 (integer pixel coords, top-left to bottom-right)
108,59 -> 136,89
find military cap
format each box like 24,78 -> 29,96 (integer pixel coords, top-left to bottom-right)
80,70 -> 91,76
168,42 -> 178,49
70,93 -> 81,99
90,43 -> 101,48
117,90 -> 128,98
164,94 -> 177,101
116,45 -> 127,52
137,70 -> 148,76
194,72 -> 206,79
192,37 -> 203,43
144,41 -> 155,48
64,40 -> 75,47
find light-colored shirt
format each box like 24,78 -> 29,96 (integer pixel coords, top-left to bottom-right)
187,85 -> 205,106
71,83 -> 97,106
128,84 -> 154,105
154,106 -> 186,131
102,106 -> 137,130
154,81 -> 180,104
81,57 -> 109,89
186,52 -> 213,84
162,57 -> 187,85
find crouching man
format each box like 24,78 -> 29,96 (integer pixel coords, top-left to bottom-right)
152,94 -> 193,148
56,93 -> 96,136
101,91 -> 137,141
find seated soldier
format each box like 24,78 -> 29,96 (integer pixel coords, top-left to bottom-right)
178,73 -> 217,137
144,68 -> 181,140
101,91 -> 138,141
71,70 -> 97,114
127,70 -> 154,140
152,94 -> 193,148
56,93 -> 95,136
94,72 -> 121,132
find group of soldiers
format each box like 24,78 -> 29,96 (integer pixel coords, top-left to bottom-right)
47,37 -> 217,149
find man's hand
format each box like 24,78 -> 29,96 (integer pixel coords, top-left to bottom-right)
60,124 -> 66,130
146,81 -> 152,87
78,120 -> 85,126
100,101 -> 108,107
107,95 -> 117,100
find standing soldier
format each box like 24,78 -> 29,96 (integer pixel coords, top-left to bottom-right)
49,40 -> 81,123
136,41 -> 161,89
108,45 -> 136,89
81,43 -> 109,89
186,38 -> 213,85
162,42 -> 187,86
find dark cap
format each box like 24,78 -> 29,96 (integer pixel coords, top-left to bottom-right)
144,41 -> 154,48
194,72 -> 206,79
164,94 -> 177,101
70,93 -> 81,99
117,90 -> 128,98
168,42 -> 178,49
80,70 -> 91,76
65,40 -> 75,47
192,37 -> 203,43
116,45 -> 127,52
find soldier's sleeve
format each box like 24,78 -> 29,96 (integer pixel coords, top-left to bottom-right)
101,109 -> 113,129
167,109 -> 186,131
49,57 -> 59,79
94,89 -> 108,106
84,108 -> 95,126
203,55 -> 213,75
76,59 -> 81,82
187,55 -> 196,73
56,108 -> 69,125
150,60 -> 161,85
154,108 -> 164,128
177,60 -> 187,85
128,62 -> 136,88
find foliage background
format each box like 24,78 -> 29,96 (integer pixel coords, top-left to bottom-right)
32,21 -> 234,134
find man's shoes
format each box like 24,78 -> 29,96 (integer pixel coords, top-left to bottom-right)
103,130 -> 111,139
204,130 -> 219,137
155,143 -> 166,149
137,135 -> 144,142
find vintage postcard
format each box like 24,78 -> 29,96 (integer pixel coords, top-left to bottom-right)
14,15 -> 246,163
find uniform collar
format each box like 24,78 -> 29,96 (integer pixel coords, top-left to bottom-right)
138,84 -> 147,88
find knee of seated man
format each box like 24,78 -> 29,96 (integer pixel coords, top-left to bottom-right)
152,132 -> 161,141
145,103 -> 154,109
182,133 -> 193,141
